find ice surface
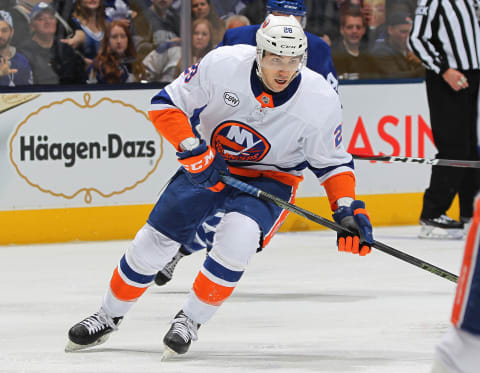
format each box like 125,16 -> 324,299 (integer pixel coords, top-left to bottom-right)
0,226 -> 464,372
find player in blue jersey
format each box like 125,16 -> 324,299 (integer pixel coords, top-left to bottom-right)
65,15 -> 373,358
153,0 -> 339,287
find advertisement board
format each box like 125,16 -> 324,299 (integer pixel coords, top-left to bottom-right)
0,82 -> 444,243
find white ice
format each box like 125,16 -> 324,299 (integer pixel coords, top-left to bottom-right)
0,226 -> 464,373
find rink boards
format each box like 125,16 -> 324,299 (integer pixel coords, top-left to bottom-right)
0,82 -> 452,244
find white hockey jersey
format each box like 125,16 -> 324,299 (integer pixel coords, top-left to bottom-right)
150,44 -> 353,185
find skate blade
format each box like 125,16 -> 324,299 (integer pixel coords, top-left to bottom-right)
65,334 -> 110,352
418,225 -> 463,240
161,345 -> 178,361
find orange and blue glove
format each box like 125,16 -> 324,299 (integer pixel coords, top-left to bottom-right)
332,200 -> 374,256
177,140 -> 229,192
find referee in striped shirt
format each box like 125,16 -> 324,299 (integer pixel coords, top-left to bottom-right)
409,0 -> 480,238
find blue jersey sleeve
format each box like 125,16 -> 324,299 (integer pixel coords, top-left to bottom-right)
304,32 -> 338,91
217,25 -> 259,47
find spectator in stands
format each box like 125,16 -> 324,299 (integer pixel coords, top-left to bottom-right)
173,18 -> 213,78
19,2 -> 85,84
225,14 -> 250,29
371,11 -> 424,79
209,0 -> 248,19
9,0 -> 86,49
190,18 -> 213,63
71,0 -> 107,66
191,0 -> 225,46
136,0 -> 179,60
104,0 -> 133,24
87,19 -> 145,83
361,0 -> 386,49
332,5 -> 377,80
0,9 -> 32,85
142,32 -> 180,82
304,0 -> 343,46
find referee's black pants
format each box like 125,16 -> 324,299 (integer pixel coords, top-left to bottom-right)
421,69 -> 480,220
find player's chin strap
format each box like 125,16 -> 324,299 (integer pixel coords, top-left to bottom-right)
219,174 -> 459,284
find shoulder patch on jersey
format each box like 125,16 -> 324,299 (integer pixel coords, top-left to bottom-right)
211,121 -> 270,162
224,92 -> 240,107
416,6 -> 428,16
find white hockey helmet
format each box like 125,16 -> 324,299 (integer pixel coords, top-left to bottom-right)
255,14 -> 308,76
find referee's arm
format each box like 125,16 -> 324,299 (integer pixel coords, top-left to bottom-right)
408,0 -> 446,75
409,0 -> 472,91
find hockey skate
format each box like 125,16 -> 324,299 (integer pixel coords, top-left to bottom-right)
418,215 -> 464,240
162,310 -> 200,360
65,308 -> 123,352
154,250 -> 186,286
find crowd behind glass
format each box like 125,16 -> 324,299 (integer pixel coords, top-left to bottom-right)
0,0 -> 425,87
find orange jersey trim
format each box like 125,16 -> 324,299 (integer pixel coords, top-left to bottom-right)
322,172 -> 356,210
148,108 -> 196,150
110,267 -> 148,302
263,186 -> 297,247
229,166 -> 304,188
193,271 -> 234,306
256,92 -> 274,108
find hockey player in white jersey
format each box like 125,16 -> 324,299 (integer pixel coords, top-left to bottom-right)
153,0 -> 339,287
65,15 -> 374,357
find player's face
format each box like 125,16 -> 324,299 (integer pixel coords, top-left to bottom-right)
192,23 -> 210,50
341,16 -> 365,46
109,25 -> 128,56
260,51 -> 301,92
192,0 -> 210,19
0,22 -> 13,49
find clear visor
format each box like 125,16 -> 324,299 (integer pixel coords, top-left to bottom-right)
260,53 -> 303,71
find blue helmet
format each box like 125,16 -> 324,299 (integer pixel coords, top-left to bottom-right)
266,0 -> 307,17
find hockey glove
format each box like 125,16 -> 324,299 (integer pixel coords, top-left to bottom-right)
332,200 -> 374,256
177,140 -> 229,192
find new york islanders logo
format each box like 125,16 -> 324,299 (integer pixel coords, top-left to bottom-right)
211,121 -> 270,162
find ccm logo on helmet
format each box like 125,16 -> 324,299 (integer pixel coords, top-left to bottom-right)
224,92 -> 240,107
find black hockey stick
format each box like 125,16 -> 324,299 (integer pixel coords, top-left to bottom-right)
220,175 -> 459,283
352,154 -> 480,169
